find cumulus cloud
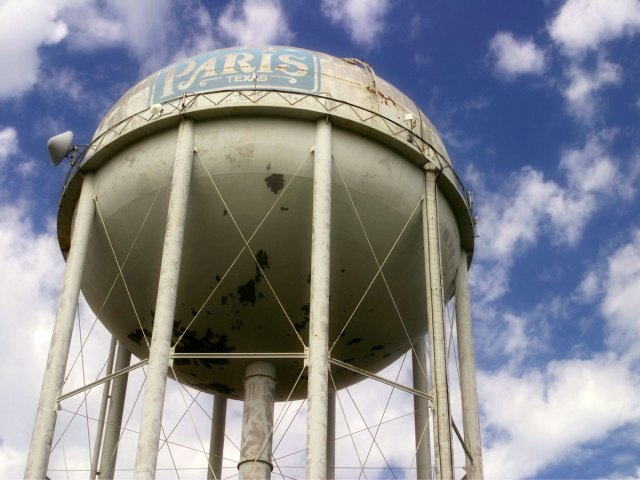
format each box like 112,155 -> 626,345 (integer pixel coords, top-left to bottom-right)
321,0 -> 390,46
0,0 -> 68,98
480,355 -> 640,478
488,32 -> 546,78
468,133 -> 627,310
601,229 -> 640,358
562,57 -> 623,120
548,0 -> 640,56
0,127 -> 19,168
0,201 -> 63,478
218,0 -> 293,46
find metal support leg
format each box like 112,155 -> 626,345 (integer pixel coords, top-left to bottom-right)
25,172 -> 96,480
327,391 -> 336,480
208,395 -> 227,480
133,118 -> 195,479
422,165 -> 454,479
455,250 -> 484,479
99,342 -> 132,479
90,338 -> 117,479
306,116 -> 332,480
238,362 -> 276,480
413,340 -> 432,480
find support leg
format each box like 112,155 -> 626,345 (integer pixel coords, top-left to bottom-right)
455,250 -> 484,479
413,340 -> 432,480
25,172 -> 96,480
305,116 -> 332,479
208,395 -> 227,480
99,342 -> 132,479
90,337 -> 117,479
238,362 -> 276,480
133,118 -> 195,479
422,164 -> 454,479
327,391 -> 336,480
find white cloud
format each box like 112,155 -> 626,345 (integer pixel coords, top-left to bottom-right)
467,133 -> 627,309
488,32 -> 546,78
563,57 -> 623,120
218,0 -> 293,46
548,0 -> 640,56
321,0 -> 390,46
0,201 -> 63,478
480,354 -> 640,478
601,229 -> 640,358
0,0 -> 68,98
64,0 -> 174,73
0,127 -> 18,168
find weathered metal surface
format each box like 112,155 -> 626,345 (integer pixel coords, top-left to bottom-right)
134,119 -> 195,479
238,361 -> 276,480
423,166 -> 454,479
306,118 -> 332,479
56,46 -> 473,401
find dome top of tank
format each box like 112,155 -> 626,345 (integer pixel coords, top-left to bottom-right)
64,46 -> 473,261
89,46 -> 452,166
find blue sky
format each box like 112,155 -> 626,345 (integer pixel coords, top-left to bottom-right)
1,0 -> 640,478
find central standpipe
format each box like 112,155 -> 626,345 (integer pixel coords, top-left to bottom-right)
134,118 -> 195,479
422,164 -> 454,479
238,362 -> 277,479
306,116 -> 332,479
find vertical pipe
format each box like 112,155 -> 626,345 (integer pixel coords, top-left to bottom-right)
422,164 -> 454,479
133,118 -> 195,479
90,337 -> 118,479
327,391 -> 336,480
238,362 -> 276,480
455,250 -> 484,480
413,340 -> 432,480
306,116 -> 332,480
99,343 -> 132,479
208,395 -> 227,480
25,172 -> 96,480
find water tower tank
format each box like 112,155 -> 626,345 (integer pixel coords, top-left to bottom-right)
57,46 -> 474,400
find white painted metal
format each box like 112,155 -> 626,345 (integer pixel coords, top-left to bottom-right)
99,342 -> 131,479
62,46 -> 473,400
133,118 -> 195,479
238,361 -> 276,480
42,46 -> 481,478
423,165 -> 454,479
327,391 -> 336,480
208,395 -> 227,480
90,337 -> 117,479
305,117 -> 332,480
455,250 -> 484,480
413,339 -> 432,480
25,172 -> 95,480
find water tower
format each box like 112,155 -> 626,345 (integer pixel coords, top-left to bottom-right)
26,46 -> 482,479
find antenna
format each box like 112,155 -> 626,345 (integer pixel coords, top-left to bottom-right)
47,131 -> 74,166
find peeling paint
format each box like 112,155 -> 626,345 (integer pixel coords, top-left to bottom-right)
264,173 -> 285,194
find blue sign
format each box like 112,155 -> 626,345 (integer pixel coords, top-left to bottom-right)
150,47 -> 321,104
